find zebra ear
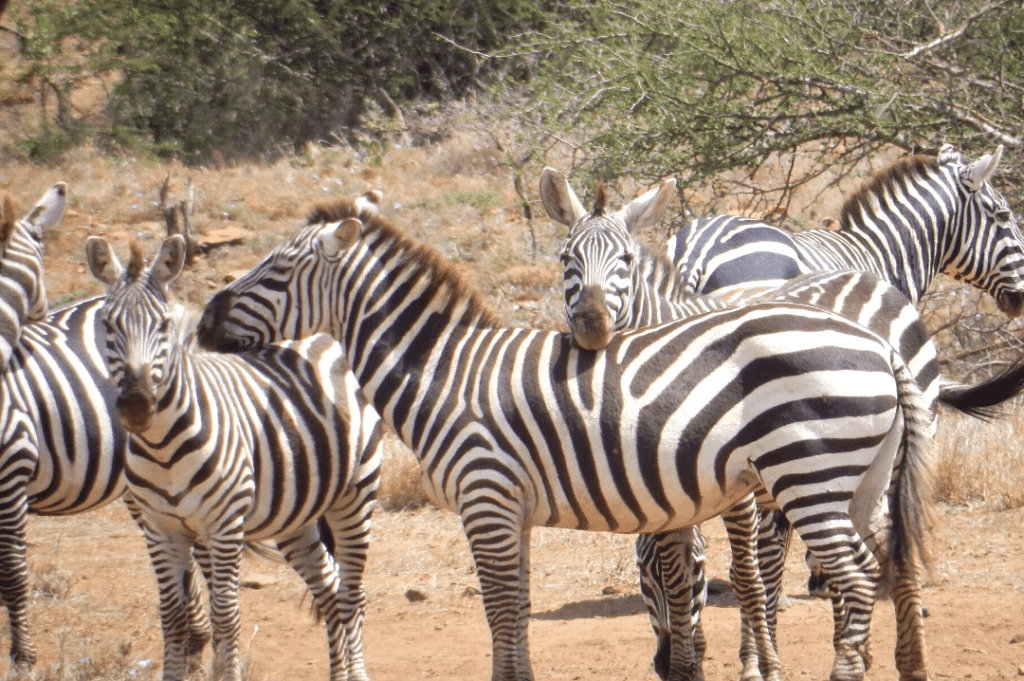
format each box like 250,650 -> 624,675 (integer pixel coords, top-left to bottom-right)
150,235 -> 187,287
937,143 -> 962,166
22,182 -> 68,236
320,218 -> 362,257
539,167 -> 588,228
619,178 -> 677,234
85,236 -> 123,286
962,145 -> 1003,191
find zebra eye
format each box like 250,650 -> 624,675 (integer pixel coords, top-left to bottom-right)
559,253 -> 572,266
620,253 -> 635,267
995,209 -> 1012,222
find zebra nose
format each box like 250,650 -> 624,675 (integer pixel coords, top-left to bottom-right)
196,290 -> 236,350
116,369 -> 155,434
569,285 -> 614,351
116,387 -> 154,434
996,289 -> 1024,318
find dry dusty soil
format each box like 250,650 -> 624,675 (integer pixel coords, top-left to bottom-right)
4,495 -> 1023,681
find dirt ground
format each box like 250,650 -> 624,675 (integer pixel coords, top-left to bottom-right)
3,488 -> 1021,681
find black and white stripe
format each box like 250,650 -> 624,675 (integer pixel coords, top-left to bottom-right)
0,296 -> 225,668
543,167 -> 1024,681
196,195 -> 940,681
667,145 -> 1024,316
86,236 -> 383,681
0,183 -> 66,366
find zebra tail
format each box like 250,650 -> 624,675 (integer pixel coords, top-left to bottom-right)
888,351 -> 939,589
938,352 -> 1024,421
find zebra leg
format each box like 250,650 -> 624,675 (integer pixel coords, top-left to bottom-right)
328,506 -> 375,681
635,534 -> 672,679
139,521 -> 203,681
464,512 -> 533,681
0,414 -> 39,667
755,508 -> 791,652
891,572 -> 928,680
722,494 -> 780,681
276,523 -> 356,681
124,494 -> 213,668
799,521 -> 880,681
653,530 -> 703,681
205,531 -> 245,681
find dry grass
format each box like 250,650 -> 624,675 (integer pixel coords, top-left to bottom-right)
934,407 -> 1024,510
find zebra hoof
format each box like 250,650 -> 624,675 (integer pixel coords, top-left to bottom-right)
807,571 -> 830,599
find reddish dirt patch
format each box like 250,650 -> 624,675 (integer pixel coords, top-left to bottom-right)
7,490 -> 1022,680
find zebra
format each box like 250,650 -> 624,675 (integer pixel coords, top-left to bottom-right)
196,194 -> 941,681
667,144 -> 1024,598
542,167 -> 1024,681
0,182 -> 67,367
0,295 -> 223,668
666,145 -> 1024,316
85,235 -> 384,681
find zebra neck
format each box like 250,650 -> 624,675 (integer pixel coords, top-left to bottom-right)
335,231 -> 503,445
816,166 -> 958,303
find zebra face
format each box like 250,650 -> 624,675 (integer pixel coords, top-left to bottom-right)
539,167 -> 677,351
946,145 -> 1024,318
86,235 -> 187,434
560,228 -> 637,350
197,217 -> 362,352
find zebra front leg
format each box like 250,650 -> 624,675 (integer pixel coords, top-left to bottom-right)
722,495 -> 780,681
206,532 -> 245,681
464,510 -> 534,681
125,495 -> 212,668
140,523 -> 202,681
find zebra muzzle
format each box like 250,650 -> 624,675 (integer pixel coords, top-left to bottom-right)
116,386 -> 155,434
568,285 -> 615,351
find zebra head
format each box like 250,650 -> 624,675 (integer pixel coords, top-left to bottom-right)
86,235 -> 187,434
940,144 -> 1024,318
540,168 -> 676,350
197,193 -> 376,353
0,182 -> 67,348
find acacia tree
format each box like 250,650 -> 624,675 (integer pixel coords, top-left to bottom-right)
509,0 -> 1024,220
500,0 -> 1024,379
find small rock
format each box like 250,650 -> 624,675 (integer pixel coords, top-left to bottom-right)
405,588 -> 428,603
601,585 -> 622,596
1011,632 -> 1024,644
1017,665 -> 1024,677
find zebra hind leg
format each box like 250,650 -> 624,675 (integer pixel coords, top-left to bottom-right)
721,495 -> 780,681
653,529 -> 703,681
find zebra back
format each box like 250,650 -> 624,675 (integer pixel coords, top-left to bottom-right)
667,145 -> 1024,317
0,183 -> 68,366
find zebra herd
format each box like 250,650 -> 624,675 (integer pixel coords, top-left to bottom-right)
1,143 -> 1023,681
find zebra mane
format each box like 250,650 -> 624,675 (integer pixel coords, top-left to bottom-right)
591,182 -> 607,217
127,239 -> 147,281
307,198 -> 507,329
307,190 -> 382,226
838,154 -> 937,230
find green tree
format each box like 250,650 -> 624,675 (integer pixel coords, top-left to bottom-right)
512,0 -> 1024,219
